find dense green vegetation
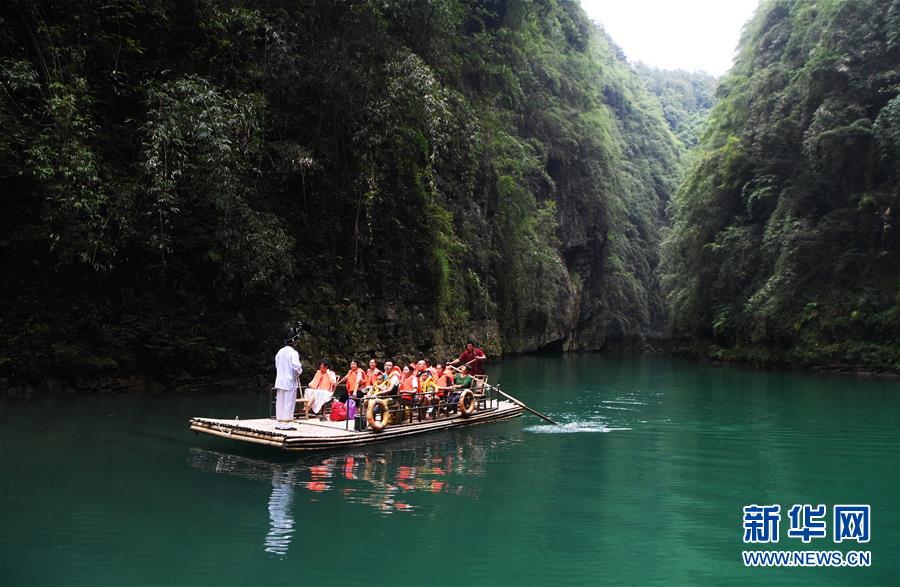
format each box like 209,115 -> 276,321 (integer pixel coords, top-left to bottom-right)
636,65 -> 716,149
662,0 -> 900,371
0,0 -> 681,385
4,0 -> 896,388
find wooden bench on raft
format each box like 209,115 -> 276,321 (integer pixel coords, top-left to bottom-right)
295,384 -> 344,419
473,375 -> 488,409
294,396 -> 309,418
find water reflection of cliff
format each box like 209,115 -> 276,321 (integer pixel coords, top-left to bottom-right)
187,436 -> 520,556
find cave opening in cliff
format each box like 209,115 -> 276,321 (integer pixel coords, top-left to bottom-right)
533,337 -> 565,354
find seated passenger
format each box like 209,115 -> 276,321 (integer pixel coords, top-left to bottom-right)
454,364 -> 474,389
416,360 -> 436,418
337,359 -> 364,403
425,359 -> 439,380
433,363 -> 453,416
414,359 -> 437,379
304,360 -> 337,419
360,370 -> 385,414
363,359 -> 382,393
398,364 -> 420,422
374,361 -> 401,397
370,361 -> 401,422
448,364 -> 473,413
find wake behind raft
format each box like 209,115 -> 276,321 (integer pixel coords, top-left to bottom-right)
189,383 -> 536,452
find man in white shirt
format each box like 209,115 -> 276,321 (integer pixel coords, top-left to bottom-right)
274,331 -> 303,430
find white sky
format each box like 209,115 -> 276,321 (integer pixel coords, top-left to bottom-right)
579,0 -> 760,76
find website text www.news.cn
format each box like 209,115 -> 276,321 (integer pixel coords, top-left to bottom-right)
742,550 -> 872,567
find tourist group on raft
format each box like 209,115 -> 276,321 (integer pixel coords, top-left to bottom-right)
273,331 -> 488,431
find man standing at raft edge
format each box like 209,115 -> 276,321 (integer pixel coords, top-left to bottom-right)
274,327 -> 303,430
450,341 -> 487,376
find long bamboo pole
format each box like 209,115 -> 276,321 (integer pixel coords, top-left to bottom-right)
486,384 -> 559,426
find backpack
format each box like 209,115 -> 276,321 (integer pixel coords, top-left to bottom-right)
330,401 -> 347,421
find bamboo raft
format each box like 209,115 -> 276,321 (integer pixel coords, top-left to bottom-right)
189,398 -> 523,452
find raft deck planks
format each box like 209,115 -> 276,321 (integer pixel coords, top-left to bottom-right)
190,399 -> 523,451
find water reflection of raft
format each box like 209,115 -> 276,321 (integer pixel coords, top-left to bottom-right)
189,392 -> 523,452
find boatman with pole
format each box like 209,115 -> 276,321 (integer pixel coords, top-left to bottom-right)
449,340 -> 487,376
274,324 -> 304,430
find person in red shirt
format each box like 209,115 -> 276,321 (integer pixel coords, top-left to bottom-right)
449,341 -> 487,376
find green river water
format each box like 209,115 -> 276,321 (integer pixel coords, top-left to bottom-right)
1,353 -> 898,586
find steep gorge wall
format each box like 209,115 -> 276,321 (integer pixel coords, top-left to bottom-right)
661,0 -> 900,371
0,0 -> 681,384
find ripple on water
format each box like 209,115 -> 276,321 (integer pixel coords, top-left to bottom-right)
601,399 -> 647,405
523,420 -> 631,434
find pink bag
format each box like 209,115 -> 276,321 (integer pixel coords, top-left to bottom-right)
346,398 -> 357,420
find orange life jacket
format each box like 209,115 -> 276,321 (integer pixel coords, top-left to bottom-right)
436,373 -> 453,396
310,369 -> 334,391
399,373 -> 415,391
344,368 -> 362,392
399,372 -> 417,400
364,368 -> 382,387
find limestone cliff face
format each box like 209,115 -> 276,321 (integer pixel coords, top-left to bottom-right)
1,0 -> 681,385
659,0 -> 900,372
512,44 -> 680,353
272,5 -> 682,364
